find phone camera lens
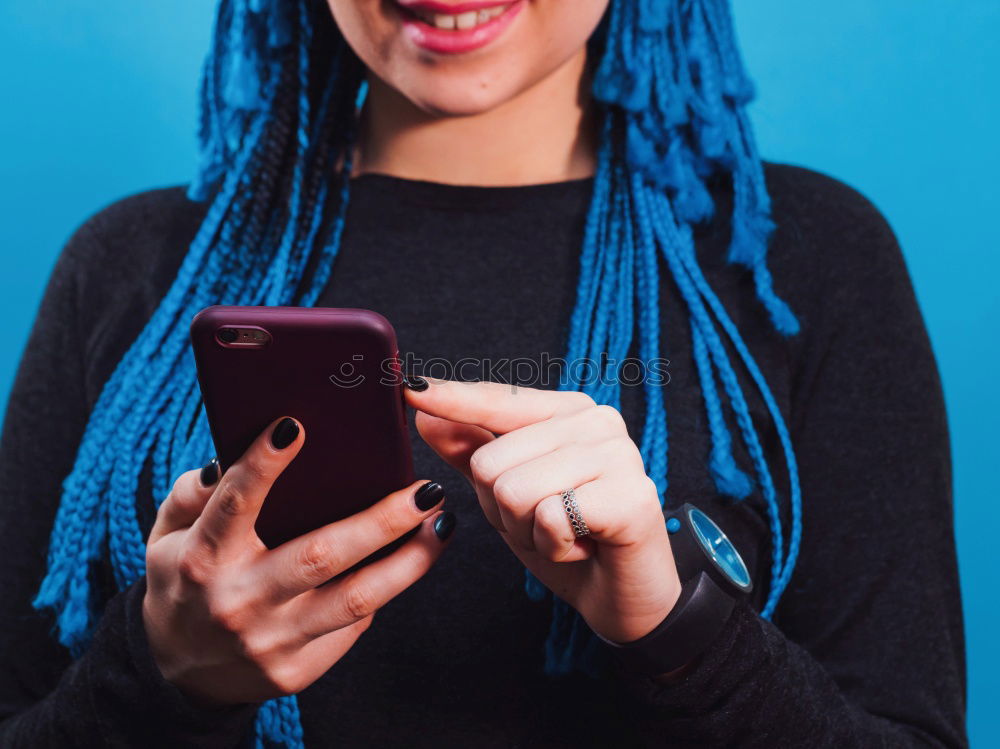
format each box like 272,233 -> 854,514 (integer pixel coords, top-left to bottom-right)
218,328 -> 238,344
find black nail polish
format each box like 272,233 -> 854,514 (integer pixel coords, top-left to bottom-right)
403,374 -> 428,392
271,418 -> 299,450
415,481 -> 445,511
434,511 -> 456,541
199,457 -> 220,487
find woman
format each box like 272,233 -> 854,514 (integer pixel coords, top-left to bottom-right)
0,0 -> 966,746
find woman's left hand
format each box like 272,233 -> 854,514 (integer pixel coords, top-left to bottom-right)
407,378 -> 681,644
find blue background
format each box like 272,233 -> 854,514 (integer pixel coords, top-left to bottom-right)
1,1 -> 996,743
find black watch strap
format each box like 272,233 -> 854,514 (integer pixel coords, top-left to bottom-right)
596,572 -> 736,676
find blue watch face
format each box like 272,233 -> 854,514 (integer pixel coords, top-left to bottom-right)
687,507 -> 752,590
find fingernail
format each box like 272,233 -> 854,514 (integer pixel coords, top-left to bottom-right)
271,418 -> 299,450
414,481 -> 445,511
199,457 -> 220,487
433,511 -> 456,541
403,374 -> 428,392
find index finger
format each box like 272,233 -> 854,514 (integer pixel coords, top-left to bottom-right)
192,417 -> 304,551
405,378 -> 594,435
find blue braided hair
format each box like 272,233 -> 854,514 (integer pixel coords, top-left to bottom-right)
34,0 -> 802,745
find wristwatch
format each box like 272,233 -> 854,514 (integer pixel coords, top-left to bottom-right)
596,503 -> 752,676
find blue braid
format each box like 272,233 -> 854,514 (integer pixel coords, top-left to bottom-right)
35,0 -> 802,742
648,188 -> 787,606
629,171 -> 668,497
690,320 -> 754,500
674,218 -> 804,612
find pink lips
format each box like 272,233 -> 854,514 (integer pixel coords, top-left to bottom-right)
395,0 -> 524,55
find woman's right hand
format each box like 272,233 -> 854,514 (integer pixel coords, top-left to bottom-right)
142,416 -> 454,706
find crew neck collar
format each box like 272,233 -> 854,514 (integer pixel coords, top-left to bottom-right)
348,171 -> 595,211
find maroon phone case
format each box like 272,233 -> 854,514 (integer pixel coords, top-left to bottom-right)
190,306 -> 414,548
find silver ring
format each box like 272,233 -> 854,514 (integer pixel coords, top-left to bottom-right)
561,488 -> 591,537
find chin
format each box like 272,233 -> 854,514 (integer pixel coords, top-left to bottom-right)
392,69 -> 525,117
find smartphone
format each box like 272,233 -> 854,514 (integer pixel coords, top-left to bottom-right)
190,305 -> 414,548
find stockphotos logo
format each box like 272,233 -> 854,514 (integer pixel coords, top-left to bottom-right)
328,355 -> 368,388
328,353 -> 670,390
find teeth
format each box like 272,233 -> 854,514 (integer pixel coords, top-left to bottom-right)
434,12 -> 456,29
413,4 -> 509,30
455,11 -> 478,29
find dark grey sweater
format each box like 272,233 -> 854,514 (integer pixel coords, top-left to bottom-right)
0,164 -> 966,747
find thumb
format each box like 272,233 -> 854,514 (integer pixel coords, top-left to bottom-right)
149,458 -> 220,544
415,411 -> 494,482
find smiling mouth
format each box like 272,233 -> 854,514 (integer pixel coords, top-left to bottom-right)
396,2 -> 513,31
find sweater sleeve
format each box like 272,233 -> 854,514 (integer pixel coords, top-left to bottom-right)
614,174 -> 966,748
0,218 -> 256,747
